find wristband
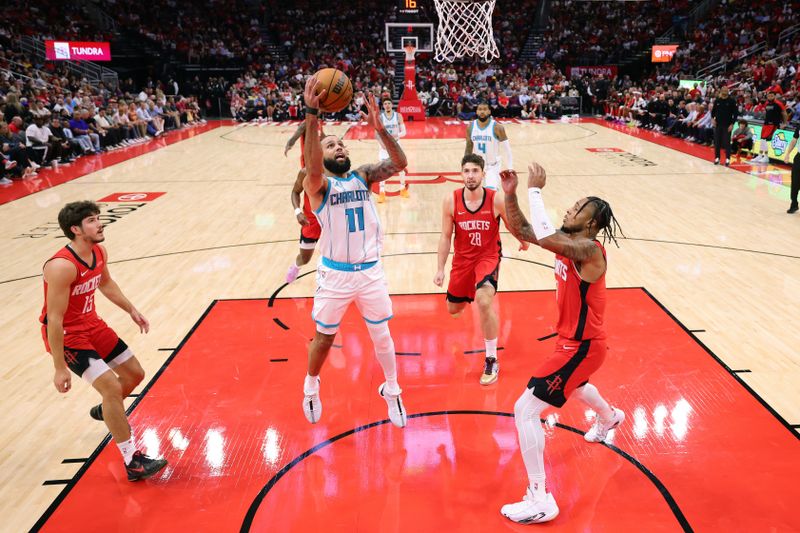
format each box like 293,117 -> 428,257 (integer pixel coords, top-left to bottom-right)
528,187 -> 556,241
305,107 -> 319,116
294,207 -> 303,216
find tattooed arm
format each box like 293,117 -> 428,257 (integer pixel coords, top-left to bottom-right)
502,188 -> 539,245
284,122 -> 305,156
494,190 -> 529,250
356,93 -> 408,185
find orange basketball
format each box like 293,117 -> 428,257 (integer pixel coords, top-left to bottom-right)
314,68 -> 353,113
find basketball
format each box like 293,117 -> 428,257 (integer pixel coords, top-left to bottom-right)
313,68 -> 353,113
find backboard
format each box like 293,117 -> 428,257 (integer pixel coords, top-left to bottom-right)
385,22 -> 434,53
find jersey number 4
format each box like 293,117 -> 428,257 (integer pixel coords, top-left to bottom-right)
345,207 -> 365,233
477,142 -> 486,154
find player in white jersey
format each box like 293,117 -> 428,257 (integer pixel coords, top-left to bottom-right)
299,76 -> 409,428
465,102 -> 513,191
376,98 -> 408,203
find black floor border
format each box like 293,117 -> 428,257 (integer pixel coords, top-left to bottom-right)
30,300 -> 219,532
239,410 -> 692,533
639,287 -> 799,440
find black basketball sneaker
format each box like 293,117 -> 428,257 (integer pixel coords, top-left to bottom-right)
126,451 -> 168,481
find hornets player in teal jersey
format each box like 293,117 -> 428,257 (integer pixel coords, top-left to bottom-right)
465,101 -> 513,191
299,77 -> 409,428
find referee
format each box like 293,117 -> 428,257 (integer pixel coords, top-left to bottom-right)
711,86 -> 737,166
784,126 -> 799,214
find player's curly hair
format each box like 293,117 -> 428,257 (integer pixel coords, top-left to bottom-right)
577,197 -> 624,247
58,201 -> 100,240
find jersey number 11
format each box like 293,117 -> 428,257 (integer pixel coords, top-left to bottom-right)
345,207 -> 365,233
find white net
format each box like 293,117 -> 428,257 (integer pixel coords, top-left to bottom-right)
434,0 -> 500,63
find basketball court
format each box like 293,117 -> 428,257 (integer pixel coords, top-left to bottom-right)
2,115 -> 798,531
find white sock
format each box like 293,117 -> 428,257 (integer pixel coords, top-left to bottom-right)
485,338 -> 497,359
400,171 -> 406,187
117,438 -> 136,465
376,350 -> 400,394
574,383 -> 614,421
514,389 -> 549,499
304,373 -> 319,395
760,139 -> 768,153
379,181 -> 386,193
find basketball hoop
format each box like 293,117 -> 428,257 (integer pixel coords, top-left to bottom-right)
434,0 -> 500,63
403,44 -> 417,62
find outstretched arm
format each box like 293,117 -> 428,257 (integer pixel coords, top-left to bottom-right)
500,169 -> 538,244
356,94 -> 407,184
464,122 -> 473,156
500,166 -> 601,262
302,76 -> 327,200
284,122 -> 306,156
495,191 -> 529,250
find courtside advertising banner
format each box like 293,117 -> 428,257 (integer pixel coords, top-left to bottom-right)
45,41 -> 112,61
651,44 -> 678,62
737,125 -> 798,160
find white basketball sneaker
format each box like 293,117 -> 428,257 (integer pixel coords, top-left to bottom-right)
286,263 -> 301,284
501,487 -> 559,524
302,377 -> 322,424
378,383 -> 407,428
584,407 -> 625,443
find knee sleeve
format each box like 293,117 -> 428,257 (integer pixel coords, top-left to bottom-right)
366,321 -> 394,354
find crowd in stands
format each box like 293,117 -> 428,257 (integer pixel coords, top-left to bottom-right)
538,0 -> 695,65
103,0 -> 267,66
1,0 -> 798,177
0,33 -> 208,185
664,0 -> 797,77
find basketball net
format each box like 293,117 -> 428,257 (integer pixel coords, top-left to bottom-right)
404,44 -> 416,62
434,0 -> 500,63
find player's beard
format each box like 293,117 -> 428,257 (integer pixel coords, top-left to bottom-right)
465,180 -> 482,191
323,156 -> 351,175
560,223 -> 583,234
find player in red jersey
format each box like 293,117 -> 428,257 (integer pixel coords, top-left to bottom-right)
749,90 -> 788,164
497,163 -> 625,524
40,201 -> 167,481
434,153 -> 528,385
285,122 -> 325,283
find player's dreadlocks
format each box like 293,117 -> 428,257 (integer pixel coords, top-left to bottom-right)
577,196 -> 624,247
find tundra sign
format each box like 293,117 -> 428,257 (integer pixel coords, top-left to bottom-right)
45,41 -> 112,61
